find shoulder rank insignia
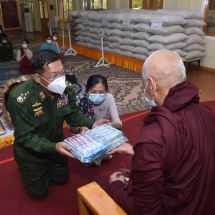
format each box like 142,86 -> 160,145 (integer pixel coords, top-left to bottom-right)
32,102 -> 41,107
66,81 -> 72,88
39,91 -> 45,100
57,94 -> 68,108
32,104 -> 44,117
17,91 -> 30,103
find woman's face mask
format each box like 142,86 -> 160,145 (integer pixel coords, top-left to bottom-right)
88,93 -> 106,105
22,44 -> 28,49
46,39 -> 52,44
2,40 -> 7,43
144,81 -> 156,107
53,36 -> 57,41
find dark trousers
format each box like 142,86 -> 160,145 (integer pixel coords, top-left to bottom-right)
16,155 -> 69,199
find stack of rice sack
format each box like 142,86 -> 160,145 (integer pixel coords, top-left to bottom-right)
67,13 -> 79,43
103,9 -> 153,61
68,11 -> 91,46
68,9 -> 205,62
153,9 -> 205,61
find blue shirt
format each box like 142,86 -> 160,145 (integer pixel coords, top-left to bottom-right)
39,42 -> 58,53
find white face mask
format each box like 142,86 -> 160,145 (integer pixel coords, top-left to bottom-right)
46,40 -> 52,44
53,36 -> 57,41
39,75 -> 66,95
22,44 -> 28,49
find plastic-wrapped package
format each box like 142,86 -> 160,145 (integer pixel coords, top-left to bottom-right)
64,124 -> 128,163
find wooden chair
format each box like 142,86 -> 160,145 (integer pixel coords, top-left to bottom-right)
77,181 -> 127,215
0,76 -> 30,130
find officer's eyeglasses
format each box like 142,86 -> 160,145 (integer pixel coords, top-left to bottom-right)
41,69 -> 67,81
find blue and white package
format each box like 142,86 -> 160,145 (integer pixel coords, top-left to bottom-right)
64,124 -> 128,163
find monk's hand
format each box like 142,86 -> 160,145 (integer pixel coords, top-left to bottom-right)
109,172 -> 125,184
107,143 -> 134,155
55,142 -> 76,159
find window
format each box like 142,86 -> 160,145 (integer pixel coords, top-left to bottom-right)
83,0 -> 108,10
93,0 -> 108,9
63,0 -> 72,20
129,0 -> 163,10
44,1 -> 48,18
39,0 -> 48,19
204,0 -> 215,36
39,1 -> 44,18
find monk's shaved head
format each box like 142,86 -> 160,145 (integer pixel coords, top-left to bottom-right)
142,50 -> 186,89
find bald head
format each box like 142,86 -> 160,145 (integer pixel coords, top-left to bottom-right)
142,50 -> 186,89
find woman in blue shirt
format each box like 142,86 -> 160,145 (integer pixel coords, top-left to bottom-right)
39,35 -> 58,53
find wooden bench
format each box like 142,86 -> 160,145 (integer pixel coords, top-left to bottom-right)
77,181 -> 127,215
184,57 -> 202,71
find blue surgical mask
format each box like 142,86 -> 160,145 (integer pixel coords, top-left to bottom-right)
145,95 -> 156,107
2,40 -> 7,43
144,81 -> 156,107
88,93 -> 106,105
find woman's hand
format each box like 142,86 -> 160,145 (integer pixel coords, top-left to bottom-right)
92,119 -> 110,128
107,143 -> 134,155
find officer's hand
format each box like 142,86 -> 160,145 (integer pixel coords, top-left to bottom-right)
80,126 -> 89,133
55,142 -> 76,159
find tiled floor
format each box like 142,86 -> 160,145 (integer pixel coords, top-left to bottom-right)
4,29 -> 215,102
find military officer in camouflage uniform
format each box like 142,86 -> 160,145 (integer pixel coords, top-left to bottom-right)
7,49 -> 108,199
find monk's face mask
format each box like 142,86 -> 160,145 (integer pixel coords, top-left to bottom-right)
144,81 -> 156,107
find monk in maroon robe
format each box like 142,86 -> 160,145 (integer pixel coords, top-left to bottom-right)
105,50 -> 215,215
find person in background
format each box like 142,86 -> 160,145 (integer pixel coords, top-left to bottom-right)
70,74 -> 122,134
102,50 -> 215,215
39,35 -> 58,53
7,49 -> 108,199
16,39 -> 33,74
0,33 -> 13,62
52,32 -> 60,54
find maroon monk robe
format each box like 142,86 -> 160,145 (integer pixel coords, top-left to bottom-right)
20,48 -> 32,74
107,81 -> 215,215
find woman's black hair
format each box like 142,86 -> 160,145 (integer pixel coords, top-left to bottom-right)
46,35 -> 53,40
52,32 -> 58,37
1,33 -> 7,39
22,39 -> 29,44
86,74 -> 108,92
